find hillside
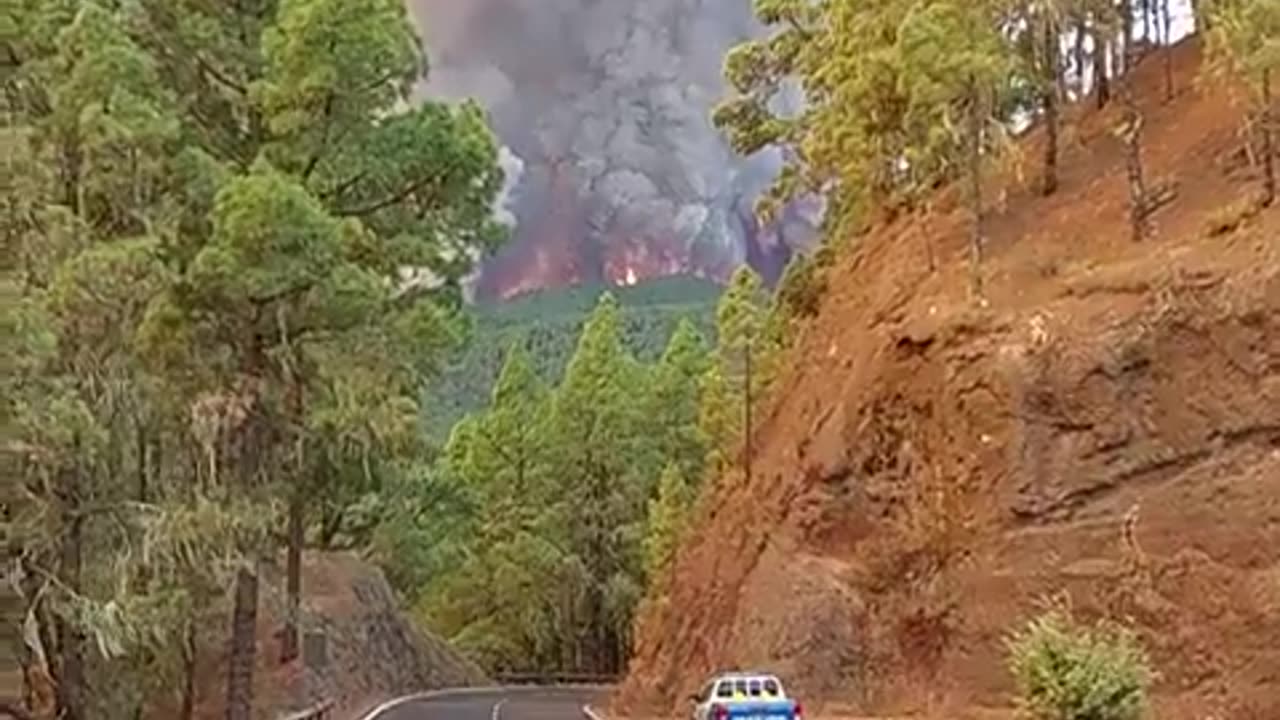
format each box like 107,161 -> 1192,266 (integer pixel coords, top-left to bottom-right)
185,553 -> 487,720
423,276 -> 720,440
615,39 -> 1279,720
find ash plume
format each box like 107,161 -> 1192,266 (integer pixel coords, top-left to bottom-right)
405,0 -> 820,299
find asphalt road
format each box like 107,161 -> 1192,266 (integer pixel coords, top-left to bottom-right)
363,687 -> 607,720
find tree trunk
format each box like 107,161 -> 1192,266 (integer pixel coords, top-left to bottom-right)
1074,19 -> 1088,98
1162,0 -> 1174,101
1119,0 -> 1133,74
0,702 -> 33,720
224,564 -> 259,720
965,81 -> 986,301
317,506 -> 342,550
742,341 -> 752,484
1259,69 -> 1276,207
1042,20 -> 1061,196
56,469 -> 84,720
1120,93 -> 1151,241
281,374 -> 305,665
281,487 -> 303,664
180,619 -> 197,720
1094,34 -> 1111,109
136,426 -> 149,504
135,427 -> 153,596
17,562 -> 57,720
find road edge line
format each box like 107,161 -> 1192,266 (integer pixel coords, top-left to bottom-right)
583,703 -> 606,720
357,686 -> 499,720
358,684 -> 616,720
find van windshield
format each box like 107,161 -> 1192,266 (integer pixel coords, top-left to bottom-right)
714,676 -> 785,700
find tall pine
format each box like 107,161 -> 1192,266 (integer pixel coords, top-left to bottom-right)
1205,0 -> 1279,207
547,294 -> 646,673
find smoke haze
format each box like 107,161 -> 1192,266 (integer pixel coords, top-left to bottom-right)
405,0 -> 819,299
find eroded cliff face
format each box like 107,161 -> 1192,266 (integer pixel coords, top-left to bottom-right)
187,553 -> 486,720
617,41 -> 1280,720
406,0 -> 819,299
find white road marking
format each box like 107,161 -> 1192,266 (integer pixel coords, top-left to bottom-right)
492,699 -> 508,720
356,687 -> 499,719
357,684 -> 615,720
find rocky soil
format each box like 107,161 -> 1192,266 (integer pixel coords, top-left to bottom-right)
615,39 -> 1279,720
188,552 -> 486,720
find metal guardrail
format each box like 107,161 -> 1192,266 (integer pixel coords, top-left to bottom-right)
493,672 -> 620,686
277,700 -> 334,720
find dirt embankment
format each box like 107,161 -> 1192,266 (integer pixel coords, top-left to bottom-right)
615,39 -> 1279,720
186,552 -> 487,720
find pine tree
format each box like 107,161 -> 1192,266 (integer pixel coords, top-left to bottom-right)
647,319 -> 711,483
716,1 -> 1026,293
423,344 -> 567,672
1019,1 -> 1070,196
643,464 -> 694,589
129,0 -> 504,704
546,293 -> 646,673
4,1 -> 504,717
766,251 -> 823,350
895,0 -> 1023,299
1205,0 -> 1279,207
701,266 -> 774,479
4,4 -> 185,717
713,0 -> 916,227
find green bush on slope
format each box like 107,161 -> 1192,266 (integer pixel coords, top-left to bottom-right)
1006,608 -> 1155,720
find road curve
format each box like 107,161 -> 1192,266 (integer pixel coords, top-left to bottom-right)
361,686 -> 608,720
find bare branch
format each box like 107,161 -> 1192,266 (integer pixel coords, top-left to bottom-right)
0,700 -> 34,720
195,54 -> 248,95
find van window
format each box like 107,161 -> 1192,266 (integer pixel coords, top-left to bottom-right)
715,682 -> 733,699
748,680 -> 762,697
734,680 -> 748,696
763,679 -> 780,696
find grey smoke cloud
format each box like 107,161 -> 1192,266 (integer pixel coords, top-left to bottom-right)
405,0 -> 819,296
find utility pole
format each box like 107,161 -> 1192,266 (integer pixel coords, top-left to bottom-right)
744,338 -> 753,484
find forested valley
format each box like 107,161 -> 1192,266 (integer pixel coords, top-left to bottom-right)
4,0 -> 1276,719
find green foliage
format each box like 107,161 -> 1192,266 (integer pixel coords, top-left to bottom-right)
422,276 -> 720,441
647,319 -> 712,482
767,251 -> 823,350
643,464 -> 695,584
698,266 -> 775,474
894,0 -> 1022,163
4,0 -> 503,716
546,294 -> 650,665
1204,0 -> 1279,204
715,0 -> 1028,276
417,287 -> 719,674
413,260 -> 823,675
1006,609 -> 1155,720
1205,0 -> 1280,87
417,296 -> 645,672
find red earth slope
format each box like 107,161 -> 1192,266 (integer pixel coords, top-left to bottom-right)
615,38 -> 1279,720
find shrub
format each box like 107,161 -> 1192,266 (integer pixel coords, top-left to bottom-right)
1203,195 -> 1262,237
774,252 -> 824,321
1005,608 -> 1154,720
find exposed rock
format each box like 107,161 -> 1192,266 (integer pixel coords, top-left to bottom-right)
191,552 -> 486,720
617,40 -> 1280,720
